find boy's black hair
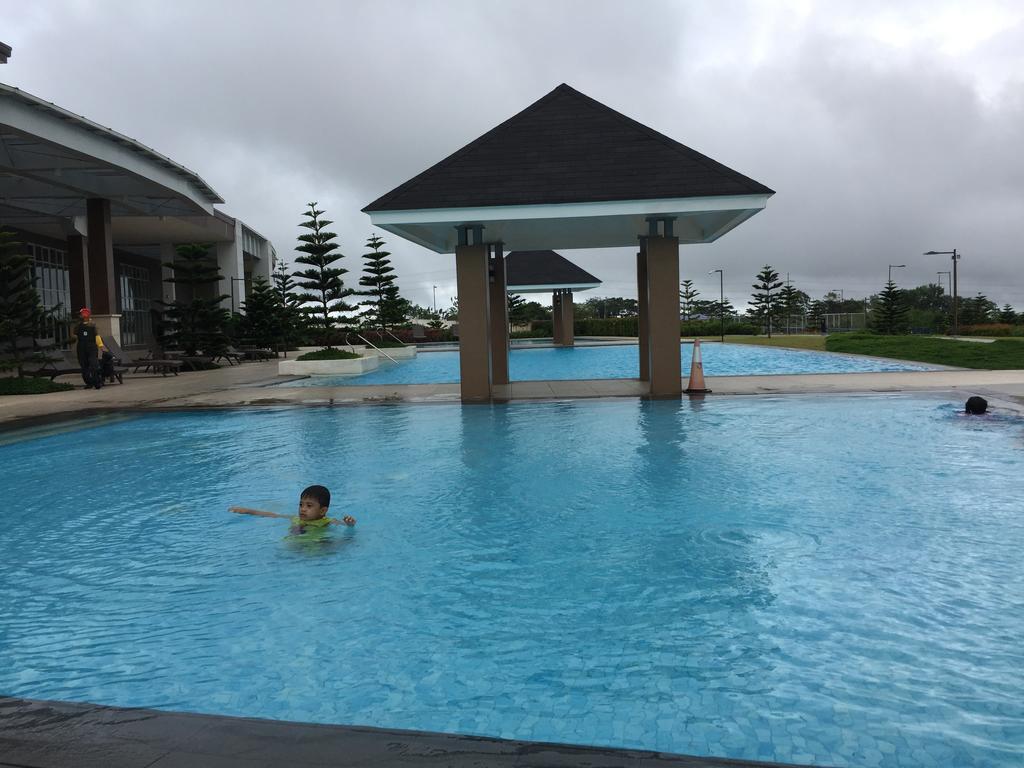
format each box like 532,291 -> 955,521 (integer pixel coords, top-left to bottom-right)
965,396 -> 988,415
300,485 -> 331,508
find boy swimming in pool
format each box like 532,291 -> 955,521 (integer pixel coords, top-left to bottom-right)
229,485 -> 355,534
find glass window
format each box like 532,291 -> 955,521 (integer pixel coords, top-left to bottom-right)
118,263 -> 154,348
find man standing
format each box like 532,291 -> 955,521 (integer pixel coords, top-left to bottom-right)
72,308 -> 106,389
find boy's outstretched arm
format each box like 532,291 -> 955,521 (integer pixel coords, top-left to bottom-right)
229,507 -> 290,519
331,515 -> 357,526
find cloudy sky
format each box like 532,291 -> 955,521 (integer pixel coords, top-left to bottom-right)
4,0 -> 1024,310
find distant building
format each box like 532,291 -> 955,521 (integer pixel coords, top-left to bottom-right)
0,82 -> 276,348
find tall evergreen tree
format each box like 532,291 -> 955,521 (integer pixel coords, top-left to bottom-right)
998,304 -> 1017,324
240,275 -> 283,350
507,293 -> 527,327
749,265 -> 784,337
161,243 -> 230,356
357,234 -> 406,331
960,293 -> 997,325
872,280 -> 910,334
679,279 -> 700,321
292,203 -> 355,347
272,260 -> 306,348
0,229 -> 47,375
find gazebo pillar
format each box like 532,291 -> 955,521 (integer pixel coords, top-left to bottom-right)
645,232 -> 681,396
637,245 -> 649,382
559,289 -> 575,346
488,243 -> 509,385
551,291 -> 562,343
455,226 -> 492,401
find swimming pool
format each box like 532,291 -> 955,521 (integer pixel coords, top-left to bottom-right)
278,343 -> 934,387
0,395 -> 1020,767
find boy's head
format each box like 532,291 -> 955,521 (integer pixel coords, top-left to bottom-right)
298,484 -> 331,520
965,396 -> 988,415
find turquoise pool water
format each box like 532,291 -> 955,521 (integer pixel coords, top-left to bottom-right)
279,343 -> 933,387
0,396 -> 1020,767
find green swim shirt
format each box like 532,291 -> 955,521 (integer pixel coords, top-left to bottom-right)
289,516 -> 334,529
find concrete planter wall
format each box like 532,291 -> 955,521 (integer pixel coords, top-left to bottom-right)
367,345 -> 417,360
279,356 -> 380,376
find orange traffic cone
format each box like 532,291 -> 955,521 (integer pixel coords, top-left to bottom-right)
685,339 -> 711,394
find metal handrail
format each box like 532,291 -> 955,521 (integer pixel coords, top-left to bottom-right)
383,328 -> 407,346
347,332 -> 398,363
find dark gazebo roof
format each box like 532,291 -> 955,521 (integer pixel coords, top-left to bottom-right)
363,84 -> 773,252
505,250 -> 601,293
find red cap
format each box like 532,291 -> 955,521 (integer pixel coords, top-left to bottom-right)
79,307 -> 91,317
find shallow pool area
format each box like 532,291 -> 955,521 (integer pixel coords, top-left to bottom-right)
0,395 -> 1021,767
278,343 -> 935,387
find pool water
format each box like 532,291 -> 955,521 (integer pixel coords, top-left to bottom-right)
279,343 -> 933,387
0,396 -> 1020,767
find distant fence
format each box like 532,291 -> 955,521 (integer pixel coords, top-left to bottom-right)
821,313 -> 867,333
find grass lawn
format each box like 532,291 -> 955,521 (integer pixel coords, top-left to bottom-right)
825,334 -> 1024,369
696,334 -> 826,351
0,377 -> 76,395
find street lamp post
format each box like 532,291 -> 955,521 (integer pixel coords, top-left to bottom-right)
708,269 -> 724,342
925,250 -> 960,335
432,285 -> 437,314
888,264 -> 906,283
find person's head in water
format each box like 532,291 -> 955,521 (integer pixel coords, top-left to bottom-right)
965,396 -> 988,415
298,485 -> 331,521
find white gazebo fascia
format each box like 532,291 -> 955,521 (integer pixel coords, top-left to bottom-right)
0,82 -> 222,222
366,193 -> 770,254
506,282 -> 601,293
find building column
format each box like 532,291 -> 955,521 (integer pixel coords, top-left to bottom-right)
216,227 -> 244,314
86,198 -> 121,344
159,243 -> 177,305
560,289 -> 575,346
646,234 -> 681,397
455,237 -> 491,401
489,243 -> 509,385
637,246 -> 649,382
67,234 -> 89,313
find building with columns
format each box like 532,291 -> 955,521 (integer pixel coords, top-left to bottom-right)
0,82 -> 276,349
364,84 -> 772,401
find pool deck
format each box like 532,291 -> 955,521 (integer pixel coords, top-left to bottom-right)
3,362 -> 1024,427
0,696 -> 815,768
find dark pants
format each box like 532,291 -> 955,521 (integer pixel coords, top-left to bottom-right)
78,349 -> 101,388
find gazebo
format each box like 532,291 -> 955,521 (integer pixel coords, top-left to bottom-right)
505,250 -> 601,347
364,84 -> 773,401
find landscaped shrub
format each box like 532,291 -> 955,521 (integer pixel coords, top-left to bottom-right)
296,348 -> 361,361
959,324 -> 1024,337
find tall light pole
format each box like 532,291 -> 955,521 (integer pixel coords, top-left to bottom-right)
708,268 -> 724,343
925,250 -> 960,335
432,285 -> 437,314
888,264 -> 906,283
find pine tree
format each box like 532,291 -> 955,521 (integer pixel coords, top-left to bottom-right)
292,203 -> 355,347
0,229 -> 47,375
161,243 -> 230,356
272,260 -> 306,348
240,275 -> 284,350
507,293 -> 527,327
679,279 -> 700,321
872,280 -> 910,334
749,265 -> 784,337
357,234 -> 406,331
999,304 -> 1017,324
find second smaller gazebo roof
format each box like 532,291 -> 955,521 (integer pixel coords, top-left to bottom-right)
505,250 -> 601,293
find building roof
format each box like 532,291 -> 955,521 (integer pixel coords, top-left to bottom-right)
0,82 -> 223,223
364,83 -> 772,213
0,43 -> 11,64
505,250 -> 601,293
